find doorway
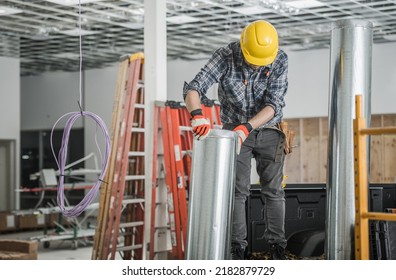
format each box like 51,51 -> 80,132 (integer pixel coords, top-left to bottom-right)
0,140 -> 15,211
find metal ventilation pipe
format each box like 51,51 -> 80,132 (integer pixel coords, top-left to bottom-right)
326,19 -> 373,260
186,129 -> 238,260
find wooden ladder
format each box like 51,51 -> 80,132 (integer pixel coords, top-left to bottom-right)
92,52 -> 145,260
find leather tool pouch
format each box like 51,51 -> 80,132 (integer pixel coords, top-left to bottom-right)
278,121 -> 295,155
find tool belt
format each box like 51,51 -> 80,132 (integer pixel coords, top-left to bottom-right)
269,121 -> 295,155
223,122 -> 295,154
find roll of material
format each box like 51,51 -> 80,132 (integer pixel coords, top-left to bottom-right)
186,129 -> 238,260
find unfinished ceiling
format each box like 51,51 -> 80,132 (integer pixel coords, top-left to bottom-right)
0,0 -> 395,76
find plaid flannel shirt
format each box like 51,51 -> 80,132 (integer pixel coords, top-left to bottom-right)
183,41 -> 288,128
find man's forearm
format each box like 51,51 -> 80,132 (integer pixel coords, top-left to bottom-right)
248,106 -> 275,129
184,90 -> 202,113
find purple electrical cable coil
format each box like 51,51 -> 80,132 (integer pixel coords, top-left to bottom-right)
50,111 -> 111,217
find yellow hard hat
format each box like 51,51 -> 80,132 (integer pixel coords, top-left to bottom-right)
240,20 -> 279,66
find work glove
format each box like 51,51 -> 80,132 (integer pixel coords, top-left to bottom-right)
233,123 -> 253,154
190,109 -> 211,140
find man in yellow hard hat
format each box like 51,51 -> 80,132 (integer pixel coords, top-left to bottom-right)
183,20 -> 288,260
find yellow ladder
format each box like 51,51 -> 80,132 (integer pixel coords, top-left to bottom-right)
353,94 -> 396,259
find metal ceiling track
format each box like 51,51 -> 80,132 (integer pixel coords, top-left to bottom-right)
0,0 -> 395,76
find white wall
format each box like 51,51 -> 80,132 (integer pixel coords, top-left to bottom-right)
285,48 -> 330,118
371,42 -> 396,114
21,42 -> 396,132
84,64 -> 118,130
167,42 -> 396,118
0,57 -> 20,138
84,64 -> 118,173
167,59 -> 218,101
0,57 -> 20,209
21,71 -> 82,130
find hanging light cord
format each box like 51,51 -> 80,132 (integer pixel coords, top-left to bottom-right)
50,1 -> 111,217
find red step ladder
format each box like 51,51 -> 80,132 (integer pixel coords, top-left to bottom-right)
149,99 -> 221,259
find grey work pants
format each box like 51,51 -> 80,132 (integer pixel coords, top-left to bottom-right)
224,125 -> 287,250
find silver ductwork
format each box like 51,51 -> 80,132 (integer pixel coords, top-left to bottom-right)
186,129 -> 238,260
326,19 -> 373,260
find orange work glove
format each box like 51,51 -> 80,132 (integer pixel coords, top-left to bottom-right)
190,109 -> 211,140
233,123 -> 253,154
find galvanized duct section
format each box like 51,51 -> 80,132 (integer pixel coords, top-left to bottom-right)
186,129 -> 237,260
326,19 -> 372,260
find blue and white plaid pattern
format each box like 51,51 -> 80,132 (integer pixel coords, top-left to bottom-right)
183,42 -> 288,128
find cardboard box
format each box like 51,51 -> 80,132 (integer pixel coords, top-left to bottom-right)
18,214 -> 46,229
0,212 -> 17,232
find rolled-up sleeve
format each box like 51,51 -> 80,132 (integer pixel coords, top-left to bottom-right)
264,51 -> 288,117
183,47 -> 228,100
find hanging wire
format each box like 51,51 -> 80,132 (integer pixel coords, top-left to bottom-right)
50,111 -> 110,217
50,0 -> 111,217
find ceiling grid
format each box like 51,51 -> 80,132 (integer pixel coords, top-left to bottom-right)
0,0 -> 395,76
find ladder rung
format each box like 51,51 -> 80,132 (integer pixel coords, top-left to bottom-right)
179,126 -> 192,132
154,249 -> 171,254
131,127 -> 145,133
117,231 -> 130,237
119,221 -> 144,228
154,226 -> 170,230
122,198 -> 145,205
116,244 -> 143,251
135,103 -> 145,109
125,175 -> 145,181
128,151 -> 145,156
181,150 -> 192,156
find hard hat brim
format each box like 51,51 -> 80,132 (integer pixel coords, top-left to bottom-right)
241,46 -> 278,66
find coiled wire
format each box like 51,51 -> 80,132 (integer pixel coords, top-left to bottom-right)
50,111 -> 110,217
